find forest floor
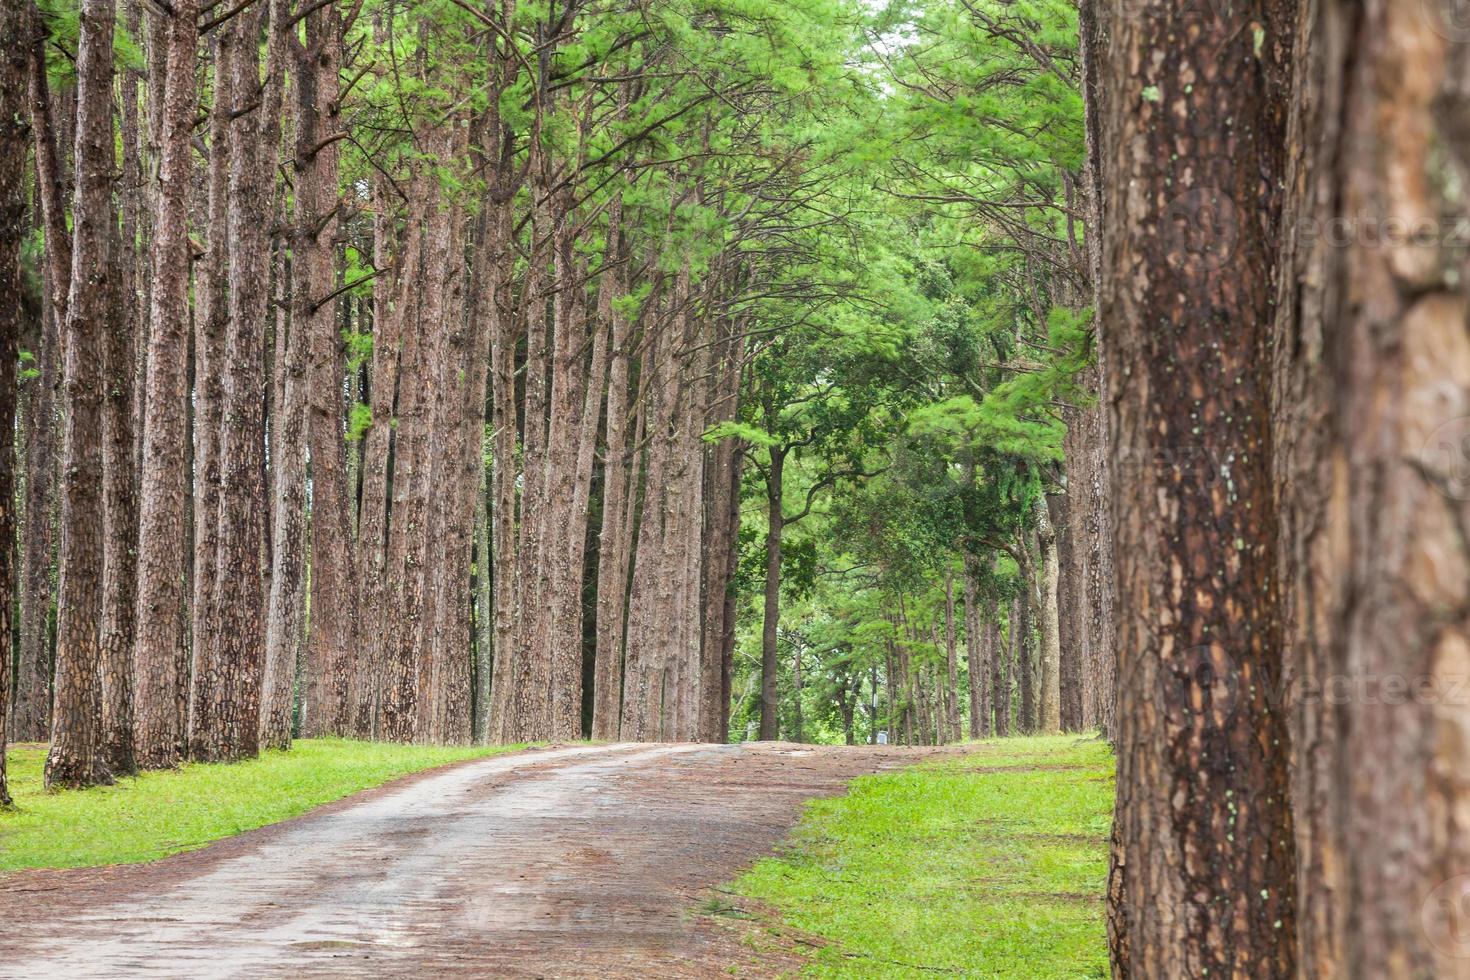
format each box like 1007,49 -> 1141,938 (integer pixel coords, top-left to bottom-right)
0,740 -> 950,978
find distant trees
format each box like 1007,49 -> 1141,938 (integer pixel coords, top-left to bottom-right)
0,0 -> 1110,822
5,0 -> 930,774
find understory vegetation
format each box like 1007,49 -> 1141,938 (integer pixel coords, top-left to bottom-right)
0,739 -> 523,871
732,736 -> 1111,978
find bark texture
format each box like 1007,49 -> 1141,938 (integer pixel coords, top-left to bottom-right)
133,0 -> 200,771
1100,0 -> 1298,974
45,0 -> 117,790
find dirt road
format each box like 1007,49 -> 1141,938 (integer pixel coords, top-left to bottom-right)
0,742 -> 937,978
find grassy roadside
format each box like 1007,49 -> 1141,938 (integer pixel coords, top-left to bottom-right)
729,735 -> 1112,978
0,738 -> 526,872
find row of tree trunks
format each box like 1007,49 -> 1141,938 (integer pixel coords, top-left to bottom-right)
15,0 -> 764,765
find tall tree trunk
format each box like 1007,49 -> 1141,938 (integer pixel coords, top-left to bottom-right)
14,7 -> 70,744
1050,485 -> 1086,730
993,598 -> 1013,738
14,260 -> 58,743
1276,1 -> 1470,974
473,455 -> 492,743
590,209 -> 633,742
487,201 -> 521,743
99,155 -> 139,777
261,243 -> 306,749
1017,565 -> 1035,734
46,0 -> 117,789
192,8 -> 274,762
1100,0 -> 1298,973
133,0 -> 199,771
0,0 -> 27,804
294,1 -> 359,737
962,555 -> 988,738
187,30 -> 232,757
1077,1 -> 1116,745
943,571 -> 962,742
758,446 -> 785,740
1035,498 -> 1062,735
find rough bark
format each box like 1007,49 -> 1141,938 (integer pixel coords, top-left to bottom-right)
188,30 -> 232,756
257,0 -> 301,752
942,572 -> 962,742
1050,484 -> 1086,731
14,9 -> 69,744
261,242 -> 306,750
591,205 -> 633,742
1034,497 -> 1061,735
1101,0 -> 1298,973
758,446 -> 785,741
992,600 -> 1013,738
1076,0 -> 1116,743
133,0 -> 199,771
700,321 -> 742,743
0,0 -> 26,804
962,554 -> 988,738
1275,1 -> 1470,975
294,0 -> 359,737
99,145 -> 140,777
46,0 -> 117,789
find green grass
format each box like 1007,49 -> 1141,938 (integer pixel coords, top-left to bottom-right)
732,735 -> 1113,979
0,738 -> 526,872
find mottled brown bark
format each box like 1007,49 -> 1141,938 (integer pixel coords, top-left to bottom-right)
356,164 -> 419,739
507,205 -> 552,742
758,445 -> 784,741
14,17 -> 68,743
293,0 -> 359,737
14,262 -> 58,745
99,148 -> 140,778
591,203 -> 633,743
1275,2 -> 1470,975
942,572 -> 962,742
1050,482 -> 1086,731
699,317 -> 742,743
992,600 -> 1012,738
1101,0 -> 1298,973
46,0 -> 117,790
1034,497 -> 1061,735
192,5 -> 277,762
540,207 -> 594,741
0,0 -> 27,804
261,244 -> 306,750
378,168 -> 448,743
257,0 -> 300,752
133,0 -> 199,771
962,554 -> 988,738
188,30 -> 232,753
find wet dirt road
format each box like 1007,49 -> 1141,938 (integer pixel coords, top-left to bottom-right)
0,741 -> 936,978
